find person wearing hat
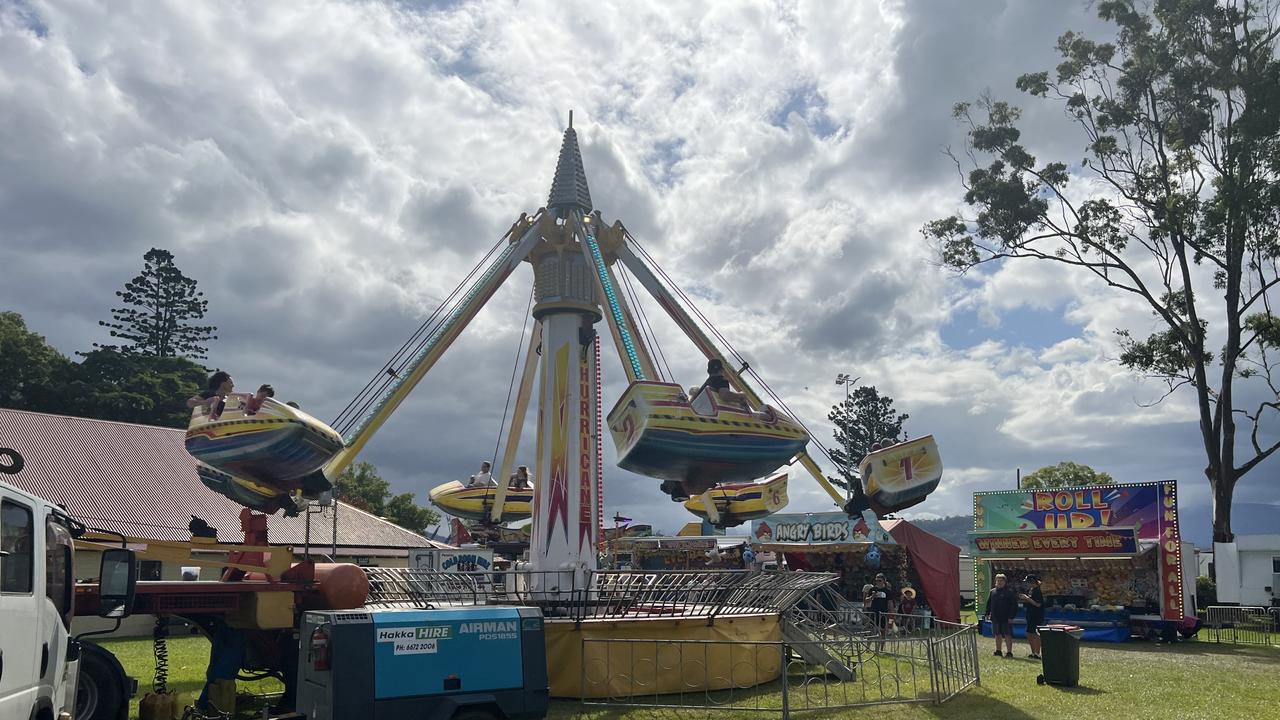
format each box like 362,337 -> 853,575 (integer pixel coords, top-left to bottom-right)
1020,574 -> 1045,658
899,587 -> 918,633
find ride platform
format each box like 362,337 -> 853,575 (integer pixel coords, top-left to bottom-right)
361,566 -> 836,698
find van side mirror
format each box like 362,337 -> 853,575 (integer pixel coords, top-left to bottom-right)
98,549 -> 137,619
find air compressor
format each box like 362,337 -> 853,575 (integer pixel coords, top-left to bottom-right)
297,605 -> 549,720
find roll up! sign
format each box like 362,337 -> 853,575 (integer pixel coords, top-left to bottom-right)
972,480 -> 1183,619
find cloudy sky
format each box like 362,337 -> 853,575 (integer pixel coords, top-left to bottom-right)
2,0 -> 1275,543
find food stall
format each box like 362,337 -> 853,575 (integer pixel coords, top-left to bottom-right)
751,512 -> 961,623
972,481 -> 1198,642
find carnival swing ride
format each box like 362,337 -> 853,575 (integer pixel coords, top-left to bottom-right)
183,115 -> 945,576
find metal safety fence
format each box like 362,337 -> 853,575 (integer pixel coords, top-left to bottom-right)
579,621 -> 980,715
1203,605 -> 1279,646
362,568 -> 838,624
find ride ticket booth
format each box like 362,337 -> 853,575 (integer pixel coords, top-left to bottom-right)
971,481 -> 1198,642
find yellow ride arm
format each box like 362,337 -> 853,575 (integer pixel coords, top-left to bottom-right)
490,322 -> 542,523
327,212 -> 551,479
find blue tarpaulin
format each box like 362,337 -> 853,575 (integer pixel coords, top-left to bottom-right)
981,607 -> 1130,642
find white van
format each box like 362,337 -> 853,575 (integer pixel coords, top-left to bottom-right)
0,479 -> 78,720
1,477 -> 137,720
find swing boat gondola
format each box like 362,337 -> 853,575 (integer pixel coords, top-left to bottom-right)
427,481 -> 534,523
856,435 -> 944,515
682,473 -> 789,528
607,380 -> 809,501
184,394 -> 344,515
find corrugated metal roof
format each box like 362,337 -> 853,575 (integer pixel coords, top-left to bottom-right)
0,408 -> 448,550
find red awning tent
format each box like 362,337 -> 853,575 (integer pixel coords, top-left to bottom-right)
880,519 -> 960,624
766,519 -> 960,623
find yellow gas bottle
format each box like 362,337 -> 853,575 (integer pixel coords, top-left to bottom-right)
207,679 -> 237,714
138,691 -> 184,720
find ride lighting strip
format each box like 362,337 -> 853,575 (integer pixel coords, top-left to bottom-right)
595,335 -> 605,540
343,241 -> 521,444
585,229 -> 645,380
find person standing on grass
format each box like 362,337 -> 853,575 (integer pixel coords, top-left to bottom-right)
898,587 -> 917,633
1020,574 -> 1045,659
985,573 -> 1019,658
868,572 -> 892,647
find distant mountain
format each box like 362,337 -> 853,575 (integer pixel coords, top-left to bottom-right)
1178,502 -> 1278,548
907,515 -> 972,550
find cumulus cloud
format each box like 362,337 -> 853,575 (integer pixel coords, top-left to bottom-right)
0,0 -> 1270,540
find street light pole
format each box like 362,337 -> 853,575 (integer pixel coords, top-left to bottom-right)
834,373 -> 860,403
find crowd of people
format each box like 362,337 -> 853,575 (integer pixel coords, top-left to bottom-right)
858,572 -> 931,641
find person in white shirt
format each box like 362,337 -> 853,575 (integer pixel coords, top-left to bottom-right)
467,461 -> 496,487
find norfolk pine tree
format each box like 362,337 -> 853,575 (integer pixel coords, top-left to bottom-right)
99,248 -> 217,359
827,385 -> 909,494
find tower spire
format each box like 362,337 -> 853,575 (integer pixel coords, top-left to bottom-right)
547,111 -> 592,217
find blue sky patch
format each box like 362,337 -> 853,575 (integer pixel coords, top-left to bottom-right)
941,304 -> 1083,352
13,0 -> 48,38
646,138 -> 685,188
769,83 -> 839,139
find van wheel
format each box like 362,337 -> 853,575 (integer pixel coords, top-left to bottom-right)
77,646 -> 126,720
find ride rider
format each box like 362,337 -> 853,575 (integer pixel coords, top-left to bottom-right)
186,371 -> 234,418
245,384 -> 275,414
700,359 -> 750,410
467,461 -> 496,487
510,465 -> 532,489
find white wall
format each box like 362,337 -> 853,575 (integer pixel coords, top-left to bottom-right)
1238,549 -> 1280,607
1196,549 -> 1213,578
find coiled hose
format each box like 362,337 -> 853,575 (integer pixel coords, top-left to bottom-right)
153,616 -> 169,694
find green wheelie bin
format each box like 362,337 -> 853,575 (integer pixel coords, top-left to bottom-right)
1036,624 -> 1084,687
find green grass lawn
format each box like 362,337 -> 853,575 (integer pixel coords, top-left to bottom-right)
97,635 -> 283,719
100,632 -> 1280,719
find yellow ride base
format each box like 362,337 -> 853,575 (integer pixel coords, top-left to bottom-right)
545,614 -> 781,698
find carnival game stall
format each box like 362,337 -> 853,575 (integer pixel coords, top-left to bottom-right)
972,481 -> 1198,642
751,513 -> 961,624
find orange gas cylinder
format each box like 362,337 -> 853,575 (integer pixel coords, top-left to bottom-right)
308,563 -> 370,609
245,563 -> 370,609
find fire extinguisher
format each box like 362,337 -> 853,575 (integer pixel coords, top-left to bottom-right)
309,625 -> 331,671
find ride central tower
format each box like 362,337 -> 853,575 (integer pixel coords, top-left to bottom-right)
526,118 -> 602,585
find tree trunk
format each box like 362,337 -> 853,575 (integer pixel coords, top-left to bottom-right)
1209,468 -> 1235,543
